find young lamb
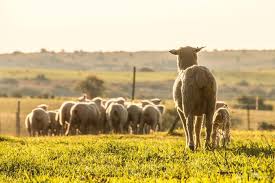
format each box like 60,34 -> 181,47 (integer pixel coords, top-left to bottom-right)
211,107 -> 231,148
170,46 -> 217,150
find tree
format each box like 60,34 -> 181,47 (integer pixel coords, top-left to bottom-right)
75,75 -> 105,98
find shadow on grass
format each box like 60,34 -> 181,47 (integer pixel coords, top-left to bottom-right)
230,143 -> 274,157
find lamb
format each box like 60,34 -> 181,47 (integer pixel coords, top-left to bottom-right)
28,108 -> 51,136
170,46 -> 217,150
139,104 -> 162,134
212,107 -> 231,148
106,103 -> 128,133
216,101 -> 228,109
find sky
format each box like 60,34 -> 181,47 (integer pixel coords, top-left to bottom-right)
1,0 -> 275,53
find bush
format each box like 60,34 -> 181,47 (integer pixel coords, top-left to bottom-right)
258,122 -> 275,131
139,67 -> 154,72
235,96 -> 273,111
75,75 -> 105,98
35,74 -> 49,81
237,80 -> 249,86
10,91 -> 22,98
0,78 -> 19,85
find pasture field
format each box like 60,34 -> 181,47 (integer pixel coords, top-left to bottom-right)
0,131 -> 274,182
1,67 -> 275,85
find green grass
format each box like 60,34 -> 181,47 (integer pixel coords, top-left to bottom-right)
0,131 -> 274,182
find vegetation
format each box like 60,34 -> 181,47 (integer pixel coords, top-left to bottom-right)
0,131 -> 273,182
75,75 -> 105,98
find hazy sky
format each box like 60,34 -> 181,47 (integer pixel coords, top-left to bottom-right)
1,0 -> 275,53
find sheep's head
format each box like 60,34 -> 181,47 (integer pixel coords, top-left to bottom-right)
169,46 -> 204,71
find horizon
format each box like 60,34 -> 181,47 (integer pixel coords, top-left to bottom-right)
1,0 -> 275,53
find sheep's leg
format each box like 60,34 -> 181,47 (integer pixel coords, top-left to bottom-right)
205,107 -> 215,150
79,124 -> 87,135
187,115 -> 195,151
31,130 -> 35,137
177,108 -> 189,147
139,117 -> 145,134
195,116 -> 203,149
216,134 -> 220,148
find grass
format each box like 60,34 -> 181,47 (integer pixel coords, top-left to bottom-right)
1,68 -> 275,86
0,131 -> 274,182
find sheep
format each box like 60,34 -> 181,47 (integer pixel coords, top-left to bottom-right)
150,98 -> 162,105
78,94 -> 91,102
106,103 -> 128,133
211,107 -> 231,148
216,101 -> 228,109
170,46 -> 217,150
139,104 -> 162,134
25,113 -> 32,136
127,103 -> 142,134
37,104 -> 48,111
65,102 -> 100,135
29,108 -> 51,136
104,97 -> 126,110
57,101 -> 76,134
48,110 -> 62,136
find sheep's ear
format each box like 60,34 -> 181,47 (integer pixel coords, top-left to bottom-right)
194,46 -> 205,53
169,49 -> 179,55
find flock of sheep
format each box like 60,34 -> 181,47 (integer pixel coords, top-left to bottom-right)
25,96 -> 165,137
25,45 -> 231,151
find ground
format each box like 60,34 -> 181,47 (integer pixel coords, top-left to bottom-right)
0,131 -> 274,182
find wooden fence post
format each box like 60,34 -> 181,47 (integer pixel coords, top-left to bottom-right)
255,96 -> 259,110
247,105 -> 250,130
16,101 -> 21,137
132,66 -> 136,101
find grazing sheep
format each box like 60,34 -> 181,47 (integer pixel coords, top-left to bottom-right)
216,101 -> 228,109
78,94 -> 90,102
156,104 -> 166,115
37,104 -> 48,111
104,97 -> 126,109
211,107 -> 231,148
139,104 -> 162,134
170,46 -> 217,150
106,103 -> 128,133
29,108 -> 51,136
25,113 -> 32,136
57,101 -> 76,134
127,104 -> 142,134
92,97 -> 104,106
150,98 -> 162,105
65,102 -> 100,135
48,110 -> 62,136
141,100 -> 154,107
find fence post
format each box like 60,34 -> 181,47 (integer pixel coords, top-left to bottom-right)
16,101 -> 21,137
247,105 -> 250,130
131,66 -> 136,101
255,96 -> 259,110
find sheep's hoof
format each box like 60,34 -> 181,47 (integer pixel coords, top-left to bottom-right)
189,145 -> 195,151
205,143 -> 212,150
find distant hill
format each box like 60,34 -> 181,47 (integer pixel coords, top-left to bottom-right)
1,50 -> 275,71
